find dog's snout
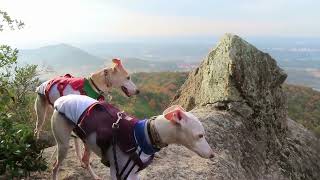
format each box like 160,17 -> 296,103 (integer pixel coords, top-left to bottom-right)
136,90 -> 140,94
209,153 -> 214,159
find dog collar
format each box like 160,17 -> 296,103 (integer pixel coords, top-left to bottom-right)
134,119 -> 161,155
103,68 -> 112,88
147,116 -> 168,149
83,79 -> 102,100
88,77 -> 104,95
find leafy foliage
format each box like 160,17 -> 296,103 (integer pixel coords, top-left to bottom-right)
284,84 -> 320,137
0,10 -> 24,31
0,116 -> 47,178
110,72 -> 188,118
0,11 -> 47,178
0,49 -> 46,178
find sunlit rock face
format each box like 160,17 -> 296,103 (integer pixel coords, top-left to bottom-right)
164,34 -> 320,180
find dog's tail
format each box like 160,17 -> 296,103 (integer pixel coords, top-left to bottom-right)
35,86 -> 41,93
35,80 -> 49,95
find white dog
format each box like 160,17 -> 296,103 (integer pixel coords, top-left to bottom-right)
34,58 -> 139,138
51,94 -> 214,180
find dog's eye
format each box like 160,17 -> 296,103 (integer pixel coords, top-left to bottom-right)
198,134 -> 204,139
127,76 -> 130,80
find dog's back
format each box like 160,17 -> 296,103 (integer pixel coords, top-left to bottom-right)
35,80 -> 50,95
54,95 -> 98,124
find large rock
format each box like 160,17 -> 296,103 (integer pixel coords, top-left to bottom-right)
172,34 -> 288,139
172,34 -> 287,111
169,34 -> 320,179
140,109 -> 320,180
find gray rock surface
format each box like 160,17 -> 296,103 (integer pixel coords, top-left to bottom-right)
169,34 -> 320,179
32,34 -> 320,180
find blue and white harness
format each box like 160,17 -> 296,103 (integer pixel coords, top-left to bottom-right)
111,116 -> 167,180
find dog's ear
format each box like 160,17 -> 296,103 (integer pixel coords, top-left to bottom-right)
163,105 -> 186,124
112,58 -> 122,67
112,58 -> 123,73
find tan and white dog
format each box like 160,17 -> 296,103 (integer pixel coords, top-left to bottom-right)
34,59 -> 139,138
51,95 -> 214,180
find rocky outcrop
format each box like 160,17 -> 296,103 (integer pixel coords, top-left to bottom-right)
172,34 -> 288,141
170,34 -> 320,179
32,34 -> 320,180
172,34 -> 287,111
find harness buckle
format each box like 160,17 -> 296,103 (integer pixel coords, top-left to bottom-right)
112,111 -> 124,129
112,123 -> 120,129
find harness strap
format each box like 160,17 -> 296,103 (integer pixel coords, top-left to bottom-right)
123,150 -> 143,179
54,108 -> 87,139
44,80 -> 56,105
119,154 -> 133,177
73,125 -> 87,140
72,102 -> 99,141
111,112 -> 145,180
57,83 -> 66,96
112,126 -> 121,180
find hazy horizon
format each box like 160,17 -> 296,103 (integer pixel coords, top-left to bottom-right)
1,0 -> 320,49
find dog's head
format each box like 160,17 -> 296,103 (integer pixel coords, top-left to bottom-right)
161,105 -> 214,159
107,59 -> 139,97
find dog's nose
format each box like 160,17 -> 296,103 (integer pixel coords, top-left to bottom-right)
136,90 -> 140,94
209,153 -> 214,159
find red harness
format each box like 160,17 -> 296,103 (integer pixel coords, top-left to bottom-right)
74,102 -> 138,154
45,74 -> 85,105
73,102 -> 154,178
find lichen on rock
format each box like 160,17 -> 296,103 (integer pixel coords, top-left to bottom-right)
172,34 -> 287,116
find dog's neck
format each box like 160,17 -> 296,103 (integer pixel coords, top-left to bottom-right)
153,115 -> 179,145
147,117 -> 168,149
89,69 -> 111,93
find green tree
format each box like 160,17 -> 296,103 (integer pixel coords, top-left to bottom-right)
0,10 -> 24,31
0,11 -> 47,178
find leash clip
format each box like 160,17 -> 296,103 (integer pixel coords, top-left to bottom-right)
112,123 -> 119,129
112,111 -> 124,129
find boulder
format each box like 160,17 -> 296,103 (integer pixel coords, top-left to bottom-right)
170,34 -> 320,179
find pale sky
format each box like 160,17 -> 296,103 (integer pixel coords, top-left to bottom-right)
0,0 -> 319,48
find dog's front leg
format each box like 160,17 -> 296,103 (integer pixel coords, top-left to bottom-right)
87,163 -> 102,180
81,144 -> 90,168
80,145 -> 102,180
74,137 -> 82,162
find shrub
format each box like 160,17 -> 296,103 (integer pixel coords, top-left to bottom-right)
0,11 -> 47,177
0,114 -> 47,178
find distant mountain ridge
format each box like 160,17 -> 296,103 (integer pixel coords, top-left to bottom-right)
18,43 -> 320,90
18,43 -> 198,77
19,43 -> 104,77
20,43 -> 103,66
